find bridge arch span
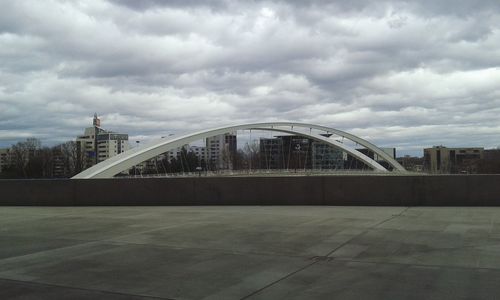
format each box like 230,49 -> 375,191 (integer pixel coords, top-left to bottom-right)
72,122 -> 406,179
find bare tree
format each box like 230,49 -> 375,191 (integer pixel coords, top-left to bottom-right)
243,141 -> 260,171
10,138 -> 42,177
221,146 -> 233,170
59,141 -> 82,175
10,143 -> 29,177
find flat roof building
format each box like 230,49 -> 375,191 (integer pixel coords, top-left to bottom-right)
76,114 -> 130,170
259,135 -> 344,171
424,146 -> 484,174
206,133 -> 236,170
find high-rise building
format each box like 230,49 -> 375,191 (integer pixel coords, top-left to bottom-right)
260,137 -> 284,169
259,135 -> 344,170
311,142 -> 344,170
96,132 -> 129,163
280,135 -> 313,170
424,146 -> 484,173
206,133 -> 236,170
76,114 -> 130,170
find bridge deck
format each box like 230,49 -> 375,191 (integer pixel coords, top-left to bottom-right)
1,206 -> 500,299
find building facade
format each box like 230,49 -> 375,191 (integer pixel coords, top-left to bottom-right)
96,133 -> 129,163
166,145 -> 207,162
206,133 -> 237,170
188,145 -> 207,163
259,135 -> 344,170
259,137 -> 284,169
311,142 -> 344,170
76,114 -> 130,170
259,136 -> 312,170
424,146 -> 484,173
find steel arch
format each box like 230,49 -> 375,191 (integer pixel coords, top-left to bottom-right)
72,122 -> 406,179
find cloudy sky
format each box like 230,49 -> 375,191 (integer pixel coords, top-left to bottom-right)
1,0 -> 499,155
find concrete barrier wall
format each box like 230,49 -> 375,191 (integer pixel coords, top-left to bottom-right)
1,175 -> 500,206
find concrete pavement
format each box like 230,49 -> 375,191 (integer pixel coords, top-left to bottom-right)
1,206 -> 500,299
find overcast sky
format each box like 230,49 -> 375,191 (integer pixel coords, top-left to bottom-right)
1,0 -> 499,155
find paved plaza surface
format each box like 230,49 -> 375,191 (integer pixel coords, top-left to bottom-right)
1,206 -> 500,299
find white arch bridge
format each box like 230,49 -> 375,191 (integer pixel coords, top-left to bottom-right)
72,122 -> 407,179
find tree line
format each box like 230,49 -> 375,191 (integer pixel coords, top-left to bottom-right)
1,138 -> 82,179
1,138 -> 263,179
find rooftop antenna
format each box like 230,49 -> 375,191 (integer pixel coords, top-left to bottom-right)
93,113 -> 101,127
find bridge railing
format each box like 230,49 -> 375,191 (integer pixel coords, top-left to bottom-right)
120,168 -> 410,178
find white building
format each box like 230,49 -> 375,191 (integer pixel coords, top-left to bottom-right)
76,114 -> 130,170
189,145 -> 207,161
166,145 -> 207,162
206,133 -> 237,170
96,132 -> 130,163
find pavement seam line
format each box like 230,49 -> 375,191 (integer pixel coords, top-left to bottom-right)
237,207 -> 414,299
325,206 -> 410,257
0,240 -> 104,264
0,222 -> 193,263
239,260 -> 319,300
0,277 -> 174,300
373,206 -> 411,229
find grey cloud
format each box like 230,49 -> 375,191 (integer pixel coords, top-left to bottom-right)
108,0 -> 230,11
109,0 -> 500,17
0,0 -> 499,154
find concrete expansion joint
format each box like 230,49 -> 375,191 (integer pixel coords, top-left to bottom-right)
239,260 -> 319,300
0,277 -> 172,300
310,255 -> 334,262
373,206 -> 410,228
324,207 -> 411,258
